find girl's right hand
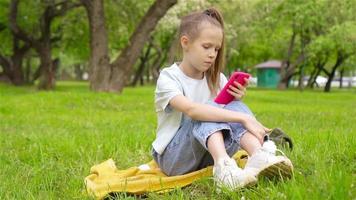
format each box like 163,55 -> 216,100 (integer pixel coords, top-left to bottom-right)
241,115 -> 271,143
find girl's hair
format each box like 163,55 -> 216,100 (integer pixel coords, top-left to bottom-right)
178,8 -> 225,95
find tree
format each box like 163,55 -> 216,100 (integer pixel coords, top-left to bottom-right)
273,0 -> 322,89
9,0 -> 80,89
302,0 -> 356,91
81,0 -> 177,92
0,2 -> 31,85
0,35 -> 31,85
321,23 -> 356,92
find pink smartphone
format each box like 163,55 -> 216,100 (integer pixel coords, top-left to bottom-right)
214,71 -> 251,104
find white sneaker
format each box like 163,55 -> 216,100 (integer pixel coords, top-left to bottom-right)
213,157 -> 257,190
244,140 -> 293,179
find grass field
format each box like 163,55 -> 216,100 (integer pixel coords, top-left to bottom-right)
0,82 -> 355,199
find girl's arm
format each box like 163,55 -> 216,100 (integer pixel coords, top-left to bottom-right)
169,95 -> 269,141
170,95 -> 246,122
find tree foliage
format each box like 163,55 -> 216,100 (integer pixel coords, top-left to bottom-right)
0,0 -> 355,92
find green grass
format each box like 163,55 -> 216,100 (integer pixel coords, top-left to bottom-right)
0,82 -> 355,199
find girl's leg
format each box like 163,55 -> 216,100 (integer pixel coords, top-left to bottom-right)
193,101 -> 259,189
153,116 -> 226,176
193,101 -> 261,167
222,100 -> 262,155
206,130 -> 262,163
240,131 -> 261,156
198,100 -> 259,165
205,101 -> 293,181
203,126 -> 257,189
222,102 -> 293,179
206,131 -> 230,163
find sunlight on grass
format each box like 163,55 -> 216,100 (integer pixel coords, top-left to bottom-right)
0,82 -> 355,199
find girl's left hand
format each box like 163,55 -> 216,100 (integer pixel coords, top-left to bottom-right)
227,78 -> 249,100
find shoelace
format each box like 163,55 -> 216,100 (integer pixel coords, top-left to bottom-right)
259,140 -> 287,164
222,159 -> 240,178
223,159 -> 237,172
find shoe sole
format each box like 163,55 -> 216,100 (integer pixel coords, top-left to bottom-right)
244,177 -> 258,188
257,159 -> 293,180
215,176 -> 258,192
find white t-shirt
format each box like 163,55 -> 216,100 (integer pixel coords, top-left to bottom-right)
153,63 -> 228,154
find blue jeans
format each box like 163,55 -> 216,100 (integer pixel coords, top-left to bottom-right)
152,100 -> 255,176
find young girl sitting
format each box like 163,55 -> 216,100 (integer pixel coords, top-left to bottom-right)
151,8 -> 293,190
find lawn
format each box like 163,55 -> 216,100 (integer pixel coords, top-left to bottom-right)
0,82 -> 355,199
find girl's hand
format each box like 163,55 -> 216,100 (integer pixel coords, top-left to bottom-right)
227,78 -> 249,101
241,115 -> 271,143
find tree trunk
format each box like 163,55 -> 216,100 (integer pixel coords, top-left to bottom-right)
9,0 -> 80,90
324,52 -> 346,92
145,63 -> 150,84
33,64 -> 42,82
150,53 -> 163,83
0,37 -> 30,85
324,71 -> 335,92
25,56 -> 32,83
108,0 -> 177,92
278,31 -> 296,90
309,56 -> 329,88
74,64 -> 83,80
82,0 -> 176,92
297,64 -> 305,90
0,53 -> 26,85
37,7 -> 55,90
307,66 -> 318,88
81,0 -> 111,91
37,45 -> 55,90
278,53 -> 305,89
311,68 -> 322,88
131,41 -> 153,86
151,35 -> 174,83
278,28 -> 310,90
166,36 -> 179,65
10,53 -> 25,85
132,57 -> 147,86
339,68 -> 344,88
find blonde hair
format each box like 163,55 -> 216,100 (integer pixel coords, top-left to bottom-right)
178,8 -> 225,95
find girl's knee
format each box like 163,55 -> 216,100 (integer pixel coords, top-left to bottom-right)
206,100 -> 254,116
225,100 -> 243,108
225,100 -> 246,110
224,100 -> 255,116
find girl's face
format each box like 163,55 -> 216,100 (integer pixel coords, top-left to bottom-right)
181,23 -> 223,74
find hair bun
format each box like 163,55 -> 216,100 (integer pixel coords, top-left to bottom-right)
203,8 -> 223,28
203,8 -> 217,18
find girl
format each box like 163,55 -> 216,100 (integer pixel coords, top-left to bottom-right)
152,8 -> 293,190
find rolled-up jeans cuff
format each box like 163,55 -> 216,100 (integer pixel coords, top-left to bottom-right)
236,129 -> 248,146
193,123 -> 232,150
